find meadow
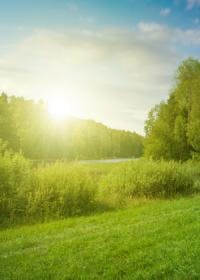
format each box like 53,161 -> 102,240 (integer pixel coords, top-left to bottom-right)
1,195 -> 200,279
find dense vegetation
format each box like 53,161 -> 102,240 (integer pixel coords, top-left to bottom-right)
0,93 -> 143,160
99,160 -> 194,206
145,58 -> 200,161
1,196 -> 200,279
0,150 -> 198,226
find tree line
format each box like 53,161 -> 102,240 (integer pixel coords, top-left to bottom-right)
2,57 -> 198,162
0,93 -> 143,160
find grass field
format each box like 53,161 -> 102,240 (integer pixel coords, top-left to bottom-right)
1,195 -> 200,279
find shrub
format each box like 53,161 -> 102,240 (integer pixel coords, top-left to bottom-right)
99,160 -> 194,206
0,152 -> 32,223
28,163 -> 97,220
0,153 -> 99,225
0,154 -> 196,226
183,160 -> 200,192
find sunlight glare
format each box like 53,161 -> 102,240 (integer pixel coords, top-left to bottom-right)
47,98 -> 70,121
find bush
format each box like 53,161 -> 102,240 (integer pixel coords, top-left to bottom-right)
183,160 -> 200,192
0,153 -> 99,225
0,153 -> 196,226
0,152 -> 32,223
28,163 -> 97,220
99,160 -> 194,206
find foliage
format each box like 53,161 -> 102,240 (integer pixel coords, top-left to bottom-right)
145,58 -> 200,160
0,152 -> 32,223
0,153 -> 101,224
99,160 -> 194,206
29,163 -> 97,219
0,138 -> 9,155
0,151 -> 197,226
0,93 -> 143,160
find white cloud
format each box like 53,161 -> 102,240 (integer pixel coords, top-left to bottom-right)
138,21 -> 200,45
187,0 -> 200,10
194,18 -> 200,24
0,24 -> 199,133
160,8 -> 171,16
176,28 -> 200,44
138,22 -> 171,41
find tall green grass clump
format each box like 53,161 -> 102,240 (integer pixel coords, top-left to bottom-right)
0,149 -> 196,227
99,160 -> 194,206
0,150 -> 99,225
183,160 -> 200,192
29,163 -> 97,220
0,151 -> 32,223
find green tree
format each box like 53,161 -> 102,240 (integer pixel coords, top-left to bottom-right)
145,58 -> 200,160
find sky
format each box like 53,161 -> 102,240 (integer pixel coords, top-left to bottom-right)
0,0 -> 200,134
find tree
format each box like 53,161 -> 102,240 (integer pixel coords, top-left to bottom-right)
144,58 -> 200,161
0,93 -> 144,160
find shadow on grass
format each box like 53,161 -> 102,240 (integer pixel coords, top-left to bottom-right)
0,191 -> 198,231
0,201 -> 115,230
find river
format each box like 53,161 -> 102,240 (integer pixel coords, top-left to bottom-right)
78,158 -> 136,164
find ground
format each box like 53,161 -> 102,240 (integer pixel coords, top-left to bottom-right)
1,195 -> 200,279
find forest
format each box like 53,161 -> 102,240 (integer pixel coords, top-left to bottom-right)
0,93 -> 143,160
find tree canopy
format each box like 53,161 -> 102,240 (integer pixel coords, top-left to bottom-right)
0,94 -> 143,160
144,58 -> 200,161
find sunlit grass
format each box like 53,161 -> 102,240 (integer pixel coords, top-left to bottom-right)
1,196 -> 200,279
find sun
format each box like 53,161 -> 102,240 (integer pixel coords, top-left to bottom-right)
47,98 -> 70,121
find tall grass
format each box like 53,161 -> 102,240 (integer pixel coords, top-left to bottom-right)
0,152 -> 197,226
99,160 -> 194,206
0,152 -> 32,223
0,153 -> 100,225
29,163 -> 97,219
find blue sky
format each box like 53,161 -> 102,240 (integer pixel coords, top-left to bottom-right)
0,0 -> 199,29
0,0 -> 199,133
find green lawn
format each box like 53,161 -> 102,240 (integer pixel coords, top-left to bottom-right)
1,196 -> 200,279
